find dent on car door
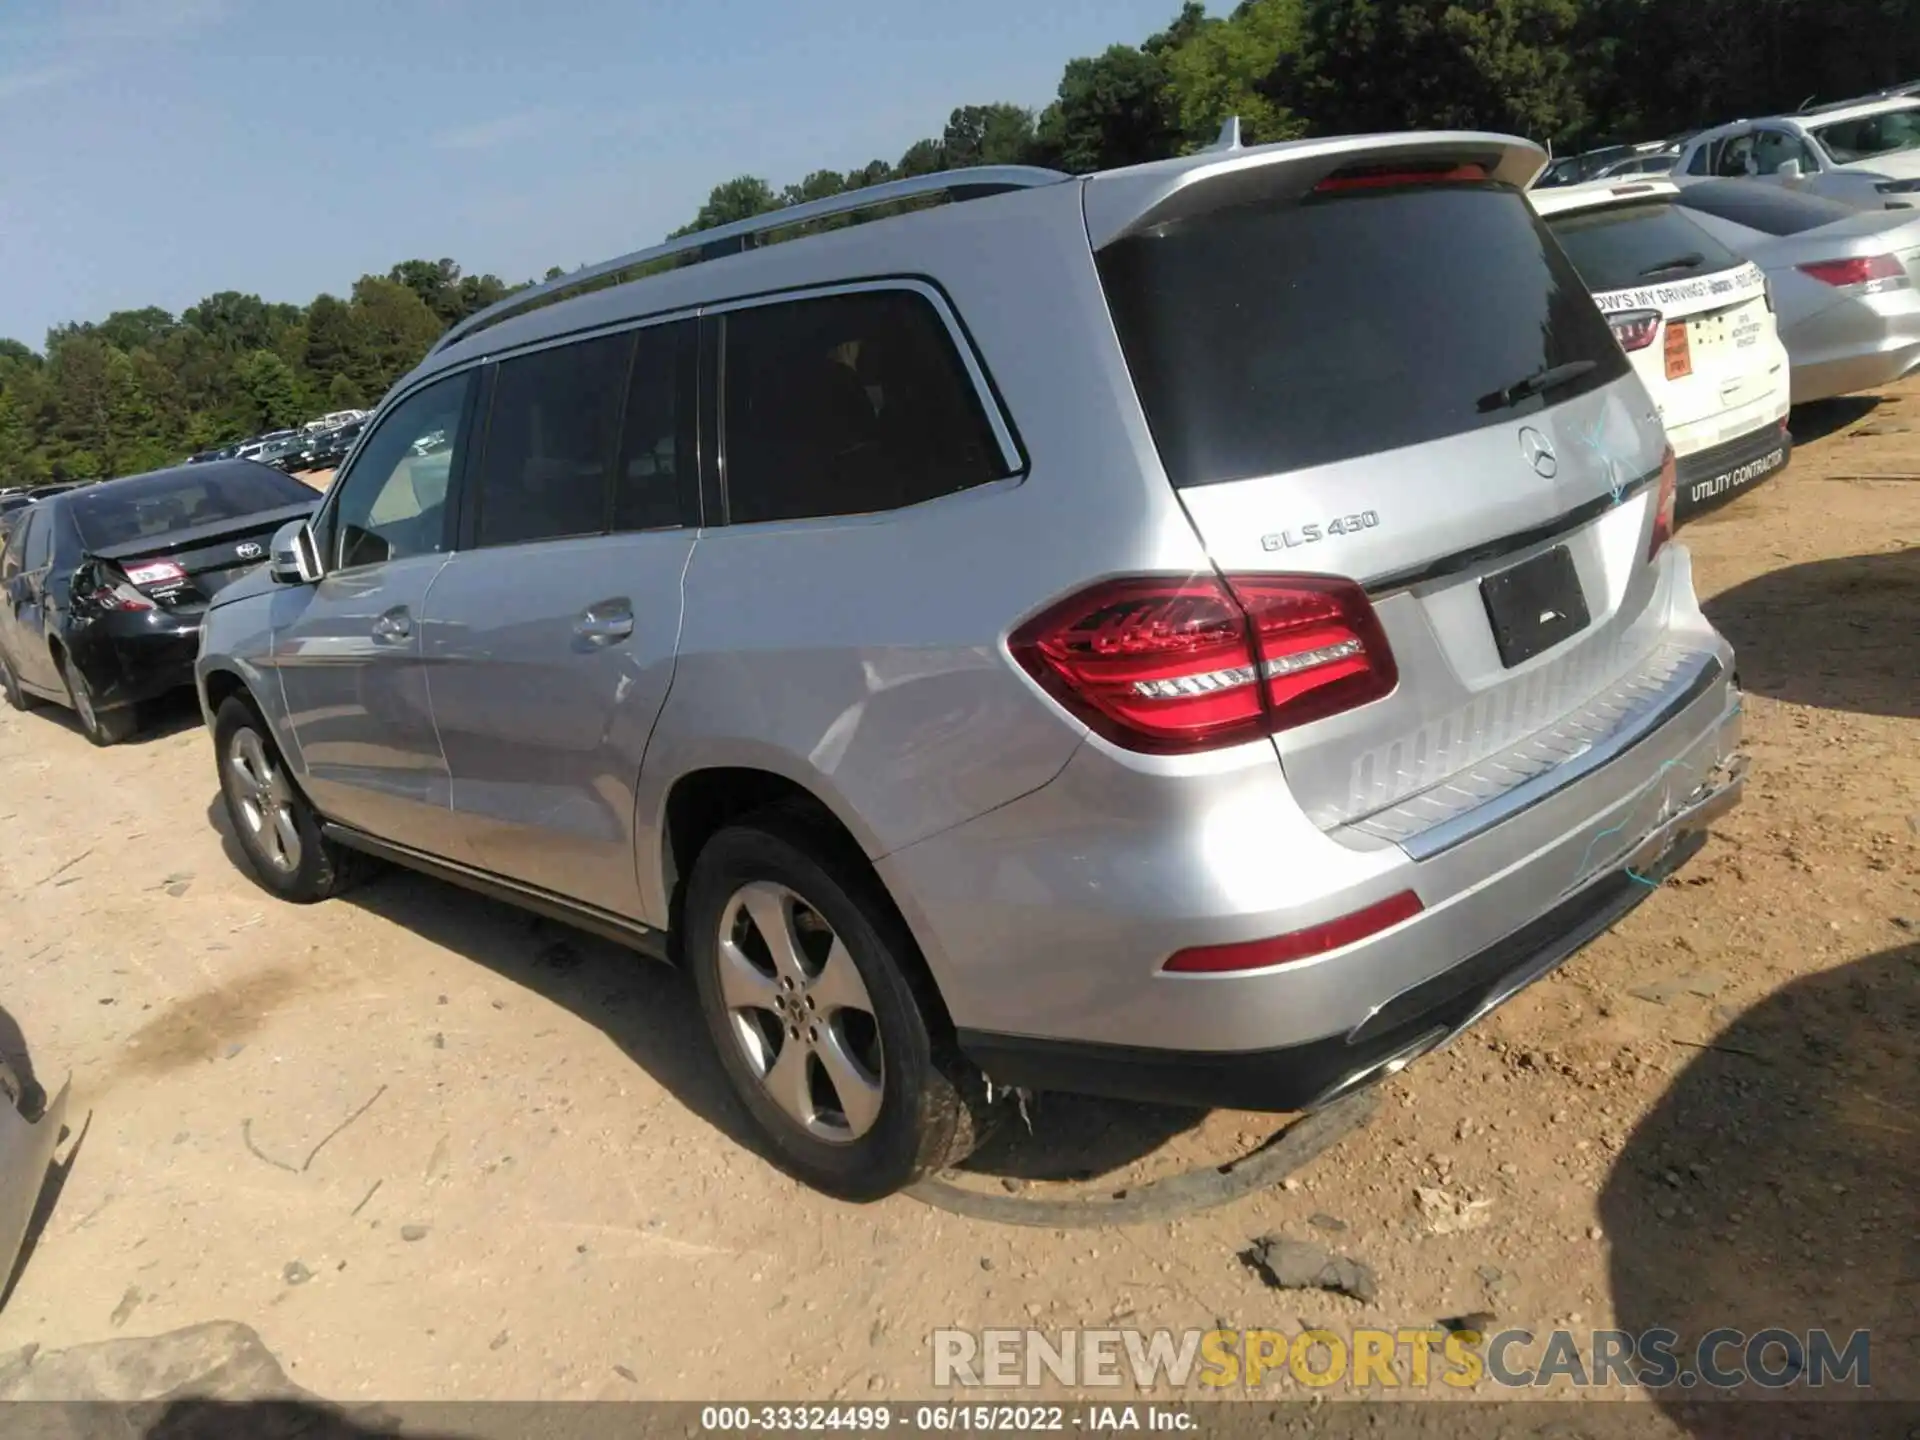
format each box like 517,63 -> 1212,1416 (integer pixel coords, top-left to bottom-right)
269,371 -> 475,855
423,321 -> 699,913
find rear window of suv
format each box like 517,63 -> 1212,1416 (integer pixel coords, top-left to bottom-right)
1546,199 -> 1747,295
1097,183 -> 1629,487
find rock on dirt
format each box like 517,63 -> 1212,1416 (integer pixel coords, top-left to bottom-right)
1242,1235 -> 1378,1304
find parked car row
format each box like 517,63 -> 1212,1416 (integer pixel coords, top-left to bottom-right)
3,133 -> 1800,1203
187,411 -> 370,473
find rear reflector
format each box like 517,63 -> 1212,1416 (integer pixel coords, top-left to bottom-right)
1010,574 -> 1398,754
1797,254 -> 1905,289
1607,309 -> 1661,353
1164,891 -> 1425,974
1647,445 -> 1678,561
1313,162 -> 1489,194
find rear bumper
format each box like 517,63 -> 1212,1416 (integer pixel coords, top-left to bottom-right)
1673,420 -> 1792,523
70,612 -> 202,710
958,752 -> 1744,1111
1784,288 -> 1920,404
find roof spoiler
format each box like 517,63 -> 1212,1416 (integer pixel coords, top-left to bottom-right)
1082,131 -> 1548,249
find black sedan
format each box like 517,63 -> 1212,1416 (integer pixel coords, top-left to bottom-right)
0,460 -> 315,745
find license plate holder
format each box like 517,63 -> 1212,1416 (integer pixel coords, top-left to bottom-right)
1480,545 -> 1590,668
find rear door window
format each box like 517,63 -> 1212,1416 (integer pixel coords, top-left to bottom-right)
1096,182 -> 1629,487
720,289 -> 1007,525
22,509 -> 52,571
1545,200 -> 1746,294
471,332 -> 632,548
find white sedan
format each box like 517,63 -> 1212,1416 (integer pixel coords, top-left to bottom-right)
1672,97 -> 1920,208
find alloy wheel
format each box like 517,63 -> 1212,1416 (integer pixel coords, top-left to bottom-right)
228,727 -> 303,874
716,880 -> 885,1143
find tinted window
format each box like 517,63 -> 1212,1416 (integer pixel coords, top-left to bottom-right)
1675,181 -> 1859,236
614,323 -> 692,532
5,510 -> 38,577
722,290 -> 1005,525
1546,201 -> 1745,294
1810,108 -> 1920,162
327,374 -> 471,571
1686,141 -> 1714,176
473,332 -> 631,548
67,465 -> 313,551
1098,184 -> 1629,487
22,508 -> 52,570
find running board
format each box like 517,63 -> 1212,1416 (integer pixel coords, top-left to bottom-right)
320,823 -> 672,962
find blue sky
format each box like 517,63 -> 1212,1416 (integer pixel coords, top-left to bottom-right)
0,0 -> 1180,350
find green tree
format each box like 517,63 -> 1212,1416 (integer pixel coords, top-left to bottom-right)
345,276 -> 445,400
1279,0 -> 1586,143
326,372 -> 365,409
233,350 -> 304,433
1162,0 -> 1307,149
1033,44 -> 1183,172
674,176 -> 781,236
940,104 -> 1038,167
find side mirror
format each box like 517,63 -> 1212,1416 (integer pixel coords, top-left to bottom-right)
269,519 -> 321,585
1776,159 -> 1803,179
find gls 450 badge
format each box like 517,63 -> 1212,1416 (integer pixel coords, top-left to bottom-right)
1260,509 -> 1380,553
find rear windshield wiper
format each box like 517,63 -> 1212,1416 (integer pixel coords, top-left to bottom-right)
1637,252 -> 1705,278
1476,360 -> 1598,413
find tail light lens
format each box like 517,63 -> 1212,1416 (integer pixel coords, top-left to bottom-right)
1797,254 -> 1906,290
1009,574 -> 1398,755
85,578 -> 156,612
1164,890 -> 1424,974
1647,445 -> 1678,561
1607,309 -> 1662,353
1313,162 -> 1488,194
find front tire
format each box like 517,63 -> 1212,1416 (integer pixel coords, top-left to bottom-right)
59,656 -> 136,746
685,809 -> 988,1201
213,695 -> 363,903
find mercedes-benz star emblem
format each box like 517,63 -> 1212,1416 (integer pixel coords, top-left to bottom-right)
1519,426 -> 1558,479
236,542 -> 263,559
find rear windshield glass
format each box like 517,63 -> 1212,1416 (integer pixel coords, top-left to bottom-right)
1545,200 -> 1745,295
1674,181 -> 1859,237
1097,184 -> 1628,487
70,465 -> 312,550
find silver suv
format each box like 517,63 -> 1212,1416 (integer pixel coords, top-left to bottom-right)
197,131 -> 1748,1200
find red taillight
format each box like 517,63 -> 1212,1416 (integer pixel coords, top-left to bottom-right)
1796,254 -> 1904,288
1164,891 -> 1425,974
1313,163 -> 1489,194
1607,309 -> 1662,353
1009,574 -> 1397,755
86,580 -> 155,612
1647,445 -> 1678,561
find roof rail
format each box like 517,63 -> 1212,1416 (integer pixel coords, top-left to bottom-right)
433,163 -> 1070,355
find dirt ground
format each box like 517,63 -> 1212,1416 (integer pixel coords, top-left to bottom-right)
0,384 -> 1914,1412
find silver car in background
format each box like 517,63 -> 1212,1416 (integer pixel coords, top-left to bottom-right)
1673,97 -> 1920,207
195,132 -> 1747,1200
1674,179 -> 1920,402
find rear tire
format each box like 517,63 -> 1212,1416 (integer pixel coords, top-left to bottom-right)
685,808 -> 991,1201
213,695 -> 364,903
59,656 -> 136,746
0,649 -> 32,712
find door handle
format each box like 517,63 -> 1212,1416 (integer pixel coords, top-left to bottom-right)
372,607 -> 413,643
574,599 -> 634,643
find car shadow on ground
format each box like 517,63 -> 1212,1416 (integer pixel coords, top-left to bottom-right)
1703,546 -> 1918,719
1787,395 -> 1881,446
201,800 -> 1201,1187
19,687 -> 203,748
1602,941 -> 1918,1431
201,797 -> 1206,1187
0,1003 -> 85,1314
